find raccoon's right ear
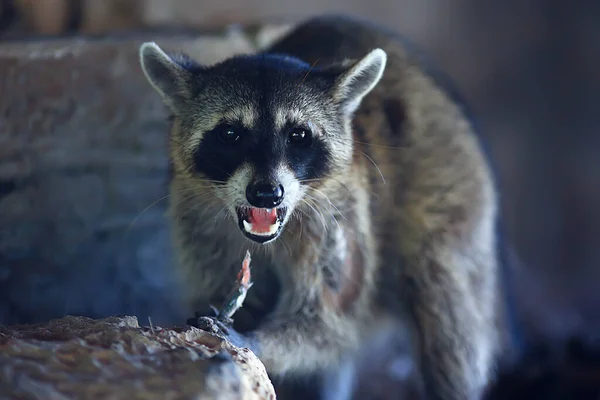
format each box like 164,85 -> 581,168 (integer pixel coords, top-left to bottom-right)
139,42 -> 200,112
332,48 -> 387,115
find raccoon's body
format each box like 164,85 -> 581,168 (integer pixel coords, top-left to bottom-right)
140,15 -> 517,400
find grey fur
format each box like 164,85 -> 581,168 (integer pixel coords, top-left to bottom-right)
139,14 -> 513,400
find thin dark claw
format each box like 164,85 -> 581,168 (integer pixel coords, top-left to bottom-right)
215,319 -> 231,334
209,304 -> 220,316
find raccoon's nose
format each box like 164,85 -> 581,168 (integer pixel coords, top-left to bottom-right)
246,181 -> 285,208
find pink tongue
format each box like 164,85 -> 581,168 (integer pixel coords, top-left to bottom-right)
248,208 -> 277,233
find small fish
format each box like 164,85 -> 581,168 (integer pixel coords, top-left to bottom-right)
212,250 -> 253,325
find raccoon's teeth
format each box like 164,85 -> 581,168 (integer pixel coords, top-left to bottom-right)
242,219 -> 280,236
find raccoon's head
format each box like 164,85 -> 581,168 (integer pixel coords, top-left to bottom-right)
139,42 -> 386,244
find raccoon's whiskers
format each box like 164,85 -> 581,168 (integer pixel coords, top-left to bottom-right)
298,211 -> 304,240
127,185 -> 217,232
300,197 -> 328,232
175,199 -> 212,223
193,179 -> 228,185
330,135 -> 408,150
327,136 -> 397,183
175,191 -> 219,223
292,207 -> 309,232
278,236 -> 293,257
127,193 -> 173,233
305,192 -> 341,232
300,58 -> 320,84
161,131 -> 195,153
212,205 -> 229,223
307,186 -> 348,222
299,177 -> 353,196
359,151 -> 387,184
353,139 -> 407,149
175,187 -> 218,205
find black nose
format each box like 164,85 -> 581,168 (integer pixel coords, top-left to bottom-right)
246,181 -> 285,208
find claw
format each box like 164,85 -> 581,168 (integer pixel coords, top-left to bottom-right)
209,304 -> 220,317
215,319 -> 232,334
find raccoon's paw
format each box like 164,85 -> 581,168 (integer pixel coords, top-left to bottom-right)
193,316 -> 254,350
187,306 -> 235,326
186,306 -> 219,326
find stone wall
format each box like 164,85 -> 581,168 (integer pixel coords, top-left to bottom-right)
0,26 -> 261,326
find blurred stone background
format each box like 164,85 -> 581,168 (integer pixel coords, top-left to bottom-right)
1,0 -> 600,355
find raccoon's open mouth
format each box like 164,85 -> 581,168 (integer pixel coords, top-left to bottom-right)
236,206 -> 287,244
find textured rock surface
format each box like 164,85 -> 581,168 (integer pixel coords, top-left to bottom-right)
0,315 -> 275,399
0,26 -> 288,327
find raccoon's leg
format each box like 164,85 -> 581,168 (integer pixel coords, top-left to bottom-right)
403,245 -> 498,400
197,305 -> 360,377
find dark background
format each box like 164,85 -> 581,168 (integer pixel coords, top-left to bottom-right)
2,0 -> 600,355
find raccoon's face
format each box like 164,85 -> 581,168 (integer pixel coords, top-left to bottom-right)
140,42 -> 386,244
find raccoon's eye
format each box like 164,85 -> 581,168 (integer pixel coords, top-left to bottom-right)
218,124 -> 241,144
288,127 -> 312,147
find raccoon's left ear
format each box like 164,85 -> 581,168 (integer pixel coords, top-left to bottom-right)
139,42 -> 201,112
333,48 -> 387,115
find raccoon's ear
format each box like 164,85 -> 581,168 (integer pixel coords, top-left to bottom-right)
333,48 -> 387,115
139,42 -> 199,112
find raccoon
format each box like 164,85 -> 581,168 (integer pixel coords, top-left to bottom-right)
139,14 -> 518,400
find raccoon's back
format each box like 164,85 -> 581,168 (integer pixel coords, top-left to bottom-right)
264,15 -> 440,95
265,15 -> 397,62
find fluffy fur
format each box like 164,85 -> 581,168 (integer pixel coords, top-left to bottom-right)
139,14 -> 518,400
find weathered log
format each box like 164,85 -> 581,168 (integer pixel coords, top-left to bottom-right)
0,315 -> 276,399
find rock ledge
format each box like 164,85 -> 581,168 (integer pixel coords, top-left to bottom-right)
0,315 -> 275,399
